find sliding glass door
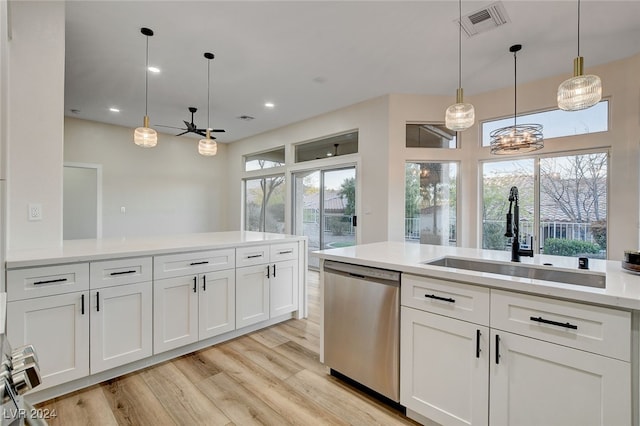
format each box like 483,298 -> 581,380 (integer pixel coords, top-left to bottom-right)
293,167 -> 356,269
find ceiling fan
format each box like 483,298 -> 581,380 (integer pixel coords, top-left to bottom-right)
157,107 -> 225,138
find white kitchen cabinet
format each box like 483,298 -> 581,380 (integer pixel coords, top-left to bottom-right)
270,259 -> 298,317
490,330 -> 630,426
153,275 -> 199,353
401,308 -> 489,426
90,281 -> 152,374
236,264 -> 270,329
198,269 -> 236,340
7,291 -> 89,390
154,269 -> 236,354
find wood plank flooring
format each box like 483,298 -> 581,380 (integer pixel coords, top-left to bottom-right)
36,271 -> 418,425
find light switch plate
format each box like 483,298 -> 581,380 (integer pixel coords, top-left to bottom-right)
28,203 -> 42,221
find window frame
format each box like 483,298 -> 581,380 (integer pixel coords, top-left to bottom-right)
243,172 -> 286,233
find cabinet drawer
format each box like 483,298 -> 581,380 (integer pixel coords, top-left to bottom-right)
154,249 -> 235,279
7,263 -> 89,301
491,289 -> 631,361
270,242 -> 299,262
90,257 -> 152,289
401,274 -> 490,325
236,245 -> 270,267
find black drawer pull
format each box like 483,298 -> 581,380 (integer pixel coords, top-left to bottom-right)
476,329 -> 481,358
110,270 -> 136,276
278,250 -> 293,255
193,276 -> 197,293
495,334 -> 500,364
424,294 -> 455,303
272,264 -> 276,277
202,275 -> 206,291
190,261 -> 209,266
530,316 -> 578,330
267,265 -> 271,278
34,278 -> 67,285
96,292 -> 100,312
247,254 -> 263,259
81,294 -> 85,315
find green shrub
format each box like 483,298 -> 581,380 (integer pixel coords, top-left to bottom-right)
543,238 -> 600,256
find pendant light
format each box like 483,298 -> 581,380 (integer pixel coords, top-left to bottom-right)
557,0 -> 602,111
445,0 -> 475,132
134,27 -> 158,148
490,44 -> 543,155
198,52 -> 217,156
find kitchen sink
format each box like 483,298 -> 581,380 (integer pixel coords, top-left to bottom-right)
424,256 -> 606,289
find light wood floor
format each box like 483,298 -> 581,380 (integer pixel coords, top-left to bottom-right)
36,271 -> 417,425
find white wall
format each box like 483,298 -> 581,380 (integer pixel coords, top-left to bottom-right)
6,1 -> 65,250
226,96 -> 390,244
64,117 -> 229,238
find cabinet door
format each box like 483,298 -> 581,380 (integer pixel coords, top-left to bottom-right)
199,270 -> 235,340
7,292 -> 89,390
236,264 -> 270,329
153,276 -> 198,354
270,259 -> 298,317
90,282 -> 152,374
490,330 -> 631,426
401,307 -> 489,426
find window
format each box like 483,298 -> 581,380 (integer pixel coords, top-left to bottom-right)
481,151 -> 608,258
406,123 -> 457,149
244,175 -> 285,233
481,100 -> 608,146
244,147 -> 285,171
405,162 -> 458,246
295,131 -> 358,163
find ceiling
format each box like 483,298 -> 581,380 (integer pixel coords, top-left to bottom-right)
64,1 -> 640,144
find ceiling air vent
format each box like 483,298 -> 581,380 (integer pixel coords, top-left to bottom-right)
459,1 -> 510,37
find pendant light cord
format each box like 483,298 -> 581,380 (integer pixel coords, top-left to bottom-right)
144,35 -> 149,117
577,0 -> 581,56
513,48 -> 517,127
458,0 -> 462,90
207,58 -> 211,130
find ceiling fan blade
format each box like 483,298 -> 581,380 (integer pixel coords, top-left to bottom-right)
156,125 -> 186,130
210,129 -> 226,133
175,131 -> 189,137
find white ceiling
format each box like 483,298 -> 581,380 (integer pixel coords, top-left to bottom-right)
64,1 -> 640,143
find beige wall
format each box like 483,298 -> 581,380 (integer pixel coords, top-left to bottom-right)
64,117 -> 229,238
6,1 -> 65,250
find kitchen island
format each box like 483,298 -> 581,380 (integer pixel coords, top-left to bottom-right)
314,241 -> 640,426
4,231 -> 307,403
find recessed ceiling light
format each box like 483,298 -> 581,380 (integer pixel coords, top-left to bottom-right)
148,66 -> 160,73
264,102 -> 275,108
109,107 -> 120,112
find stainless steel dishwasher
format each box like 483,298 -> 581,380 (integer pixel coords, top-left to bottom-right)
323,260 -> 401,402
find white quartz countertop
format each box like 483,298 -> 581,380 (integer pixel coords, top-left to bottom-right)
6,231 -> 306,269
313,241 -> 640,310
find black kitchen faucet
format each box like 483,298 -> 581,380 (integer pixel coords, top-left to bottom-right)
504,186 -> 534,262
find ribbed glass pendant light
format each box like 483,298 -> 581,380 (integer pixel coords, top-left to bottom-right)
445,0 -> 475,132
198,52 -> 218,156
490,44 -> 544,155
557,0 -> 602,111
134,27 -> 158,148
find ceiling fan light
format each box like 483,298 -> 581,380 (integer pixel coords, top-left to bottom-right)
557,60 -> 602,111
134,115 -> 157,147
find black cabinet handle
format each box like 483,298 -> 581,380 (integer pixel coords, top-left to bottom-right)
247,254 -> 263,259
190,261 -> 209,266
272,264 -> 276,277
110,270 -> 136,276
267,265 -> 271,278
81,294 -> 85,315
530,316 -> 578,330
278,250 -> 293,255
34,278 -> 67,285
202,275 -> 206,291
495,334 -> 500,365
96,292 -> 100,312
424,294 -> 456,303
476,329 -> 481,358
193,276 -> 197,293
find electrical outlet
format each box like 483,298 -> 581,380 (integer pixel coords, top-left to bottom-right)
28,203 -> 42,221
